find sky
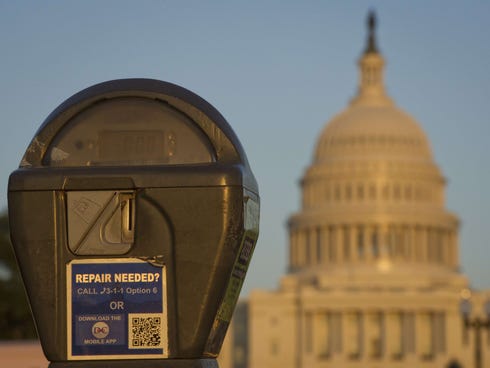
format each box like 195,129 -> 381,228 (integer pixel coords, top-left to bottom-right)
0,1 -> 489,296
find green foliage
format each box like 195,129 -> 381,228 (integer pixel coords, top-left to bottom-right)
0,212 -> 37,339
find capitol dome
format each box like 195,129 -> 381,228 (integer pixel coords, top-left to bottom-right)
287,12 -> 459,281
314,24 -> 432,165
314,103 -> 433,163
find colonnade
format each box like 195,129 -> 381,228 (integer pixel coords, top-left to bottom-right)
289,223 -> 458,269
302,180 -> 445,208
303,309 -> 447,361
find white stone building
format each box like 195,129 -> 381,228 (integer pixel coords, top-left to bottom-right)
219,12 -> 490,368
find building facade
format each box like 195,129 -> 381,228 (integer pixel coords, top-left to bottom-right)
219,12 -> 490,368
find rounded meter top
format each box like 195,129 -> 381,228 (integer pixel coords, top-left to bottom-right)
21,79 -> 250,169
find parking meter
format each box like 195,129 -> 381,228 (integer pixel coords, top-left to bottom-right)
8,79 -> 259,368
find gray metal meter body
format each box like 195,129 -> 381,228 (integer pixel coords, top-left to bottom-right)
8,79 -> 259,368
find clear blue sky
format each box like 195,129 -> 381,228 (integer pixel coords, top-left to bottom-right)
0,1 -> 489,295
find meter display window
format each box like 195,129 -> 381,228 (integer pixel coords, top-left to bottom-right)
44,97 -> 216,167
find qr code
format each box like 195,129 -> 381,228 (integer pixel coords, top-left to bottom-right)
128,313 -> 165,349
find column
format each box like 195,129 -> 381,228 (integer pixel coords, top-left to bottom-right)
409,226 -> 417,262
378,224 -> 387,258
295,230 -> 301,267
365,311 -> 382,359
438,229 -> 446,265
308,185 -> 313,207
392,225 -> 400,259
374,225 -> 381,260
329,227 -> 337,262
302,185 -> 308,209
357,225 -> 365,260
393,225 -> 400,258
413,227 -> 420,262
336,225 -> 344,264
434,228 -> 441,262
427,227 -> 434,262
397,225 -> 405,259
289,230 -> 297,269
360,310 -> 370,360
386,311 -> 402,359
365,226 -> 373,262
298,230 -> 306,266
434,228 -> 442,263
332,312 -> 342,355
426,227 -> 431,262
310,228 -> 318,265
403,226 -> 410,260
315,311 -> 329,358
403,311 -> 416,354
342,226 -> 351,262
389,225 -> 396,258
420,227 -> 428,263
450,230 -> 459,269
321,226 -> 330,264
384,225 -> 393,258
343,311 -> 361,359
349,226 -> 358,263
305,311 -> 313,354
434,312 -> 446,354
304,230 -> 311,265
416,311 -> 433,359
442,230 -> 451,267
399,226 -> 405,260
315,227 -> 322,264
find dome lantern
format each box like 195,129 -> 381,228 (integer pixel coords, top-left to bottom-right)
351,10 -> 392,107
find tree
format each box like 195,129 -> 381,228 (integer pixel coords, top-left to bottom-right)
0,211 -> 37,339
